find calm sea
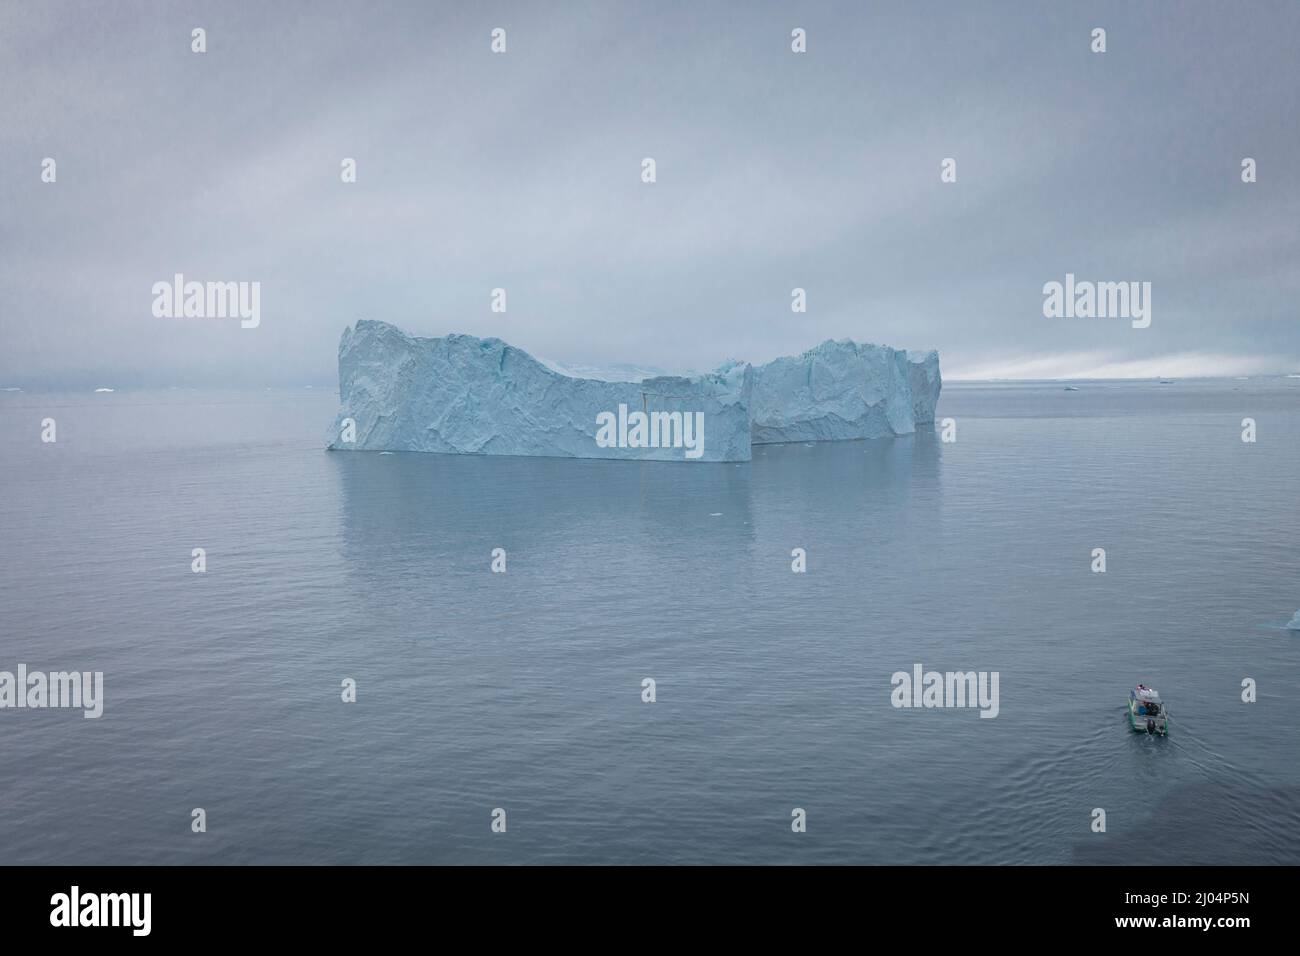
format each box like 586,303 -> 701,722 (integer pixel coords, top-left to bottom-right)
1,379 -> 1298,864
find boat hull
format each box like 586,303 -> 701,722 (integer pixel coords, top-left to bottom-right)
1127,702 -> 1169,735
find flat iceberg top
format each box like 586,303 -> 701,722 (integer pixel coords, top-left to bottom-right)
537,357 -> 671,384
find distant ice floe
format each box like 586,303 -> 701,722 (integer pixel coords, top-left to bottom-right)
94,387 -> 115,393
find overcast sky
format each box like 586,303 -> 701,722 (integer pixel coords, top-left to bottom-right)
3,0 -> 1298,386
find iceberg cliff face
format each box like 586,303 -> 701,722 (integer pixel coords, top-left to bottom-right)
327,321 -> 753,461
906,350 -> 942,424
751,340 -> 940,444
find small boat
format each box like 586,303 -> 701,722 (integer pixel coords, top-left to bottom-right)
1127,684 -> 1169,735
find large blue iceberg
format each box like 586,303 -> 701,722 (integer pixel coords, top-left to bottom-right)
328,321 -> 753,461
327,322 -> 941,461
751,340 -> 940,444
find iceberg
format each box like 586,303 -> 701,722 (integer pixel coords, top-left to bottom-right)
1287,609 -> 1300,631
326,323 -> 942,461
327,321 -> 753,461
906,350 -> 942,424
750,340 -> 941,444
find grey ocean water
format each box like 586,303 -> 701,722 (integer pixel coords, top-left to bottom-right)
2,380 -> 1298,865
